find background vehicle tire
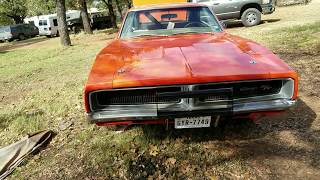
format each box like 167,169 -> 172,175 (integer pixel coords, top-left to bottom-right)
46,35 -> 52,38
241,8 -> 261,27
72,26 -> 81,34
18,34 -> 25,41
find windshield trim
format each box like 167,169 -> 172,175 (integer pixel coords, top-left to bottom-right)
118,6 -> 223,39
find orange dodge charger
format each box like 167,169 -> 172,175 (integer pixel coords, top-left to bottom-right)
84,3 -> 298,129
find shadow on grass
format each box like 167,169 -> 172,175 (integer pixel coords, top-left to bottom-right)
136,98 -> 320,178
96,28 -> 119,35
141,98 -> 315,141
0,50 -> 8,54
0,37 -> 49,52
225,18 -> 281,29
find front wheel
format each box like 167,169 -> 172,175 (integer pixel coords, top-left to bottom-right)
18,34 -> 26,41
241,8 -> 261,27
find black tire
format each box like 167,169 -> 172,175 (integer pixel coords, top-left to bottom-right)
72,26 -> 81,34
46,35 -> 52,38
18,34 -> 26,41
241,8 -> 261,27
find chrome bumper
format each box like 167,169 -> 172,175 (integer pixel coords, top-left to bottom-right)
262,4 -> 275,14
87,99 -> 296,123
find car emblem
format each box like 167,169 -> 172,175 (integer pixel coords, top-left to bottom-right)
249,60 -> 257,64
260,85 -> 272,91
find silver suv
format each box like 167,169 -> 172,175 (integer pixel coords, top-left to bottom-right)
0,24 -> 39,42
192,0 -> 275,26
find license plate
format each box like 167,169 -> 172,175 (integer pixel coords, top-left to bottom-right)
174,116 -> 211,129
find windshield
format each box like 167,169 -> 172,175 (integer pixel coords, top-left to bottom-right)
120,6 -> 222,39
0,26 -> 10,33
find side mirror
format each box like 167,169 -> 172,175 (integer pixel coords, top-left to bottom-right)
220,21 -> 227,29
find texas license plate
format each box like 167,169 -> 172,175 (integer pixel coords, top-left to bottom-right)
174,116 -> 211,129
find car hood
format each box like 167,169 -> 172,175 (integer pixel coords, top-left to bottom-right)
87,32 -> 295,90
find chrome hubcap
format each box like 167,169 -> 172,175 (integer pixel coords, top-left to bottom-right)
246,12 -> 257,24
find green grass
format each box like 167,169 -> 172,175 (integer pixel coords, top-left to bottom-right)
266,21 -> 320,52
0,21 -> 320,179
0,34 -> 103,145
231,21 -> 320,54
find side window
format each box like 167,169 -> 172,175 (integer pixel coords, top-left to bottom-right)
17,25 -> 23,32
200,8 -> 221,31
40,20 -> 48,26
6,27 -> 11,32
53,19 -> 58,26
24,25 -> 30,31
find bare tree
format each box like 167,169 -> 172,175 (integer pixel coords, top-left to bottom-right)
101,0 -> 117,28
56,0 -> 71,46
79,0 -> 93,34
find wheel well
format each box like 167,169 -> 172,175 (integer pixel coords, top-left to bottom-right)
240,3 -> 262,16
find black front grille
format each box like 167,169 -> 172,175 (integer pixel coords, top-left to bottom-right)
89,80 -> 283,111
198,80 -> 282,100
92,87 -> 181,107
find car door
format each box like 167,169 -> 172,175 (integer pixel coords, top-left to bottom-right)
32,25 -> 39,36
23,24 -> 32,36
195,0 -> 227,20
38,19 -> 49,35
198,0 -> 241,20
28,25 -> 38,36
0,26 -> 11,41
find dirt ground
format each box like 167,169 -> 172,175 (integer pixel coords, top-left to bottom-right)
1,1 -> 320,179
222,2 -> 320,178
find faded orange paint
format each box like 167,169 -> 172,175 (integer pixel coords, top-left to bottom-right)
84,4 -> 298,113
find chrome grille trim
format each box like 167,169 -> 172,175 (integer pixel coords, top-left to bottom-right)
88,78 -> 294,113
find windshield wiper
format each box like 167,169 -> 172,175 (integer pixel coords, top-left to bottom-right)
171,32 -> 214,36
131,34 -> 168,38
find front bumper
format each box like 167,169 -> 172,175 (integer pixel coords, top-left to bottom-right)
87,99 -> 296,123
261,4 -> 275,14
0,36 -> 12,41
39,31 -> 52,36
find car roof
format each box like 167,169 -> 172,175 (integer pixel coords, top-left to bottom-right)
0,24 -> 35,29
129,3 -> 207,12
39,14 -> 57,19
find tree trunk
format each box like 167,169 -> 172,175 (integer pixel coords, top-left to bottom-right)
114,0 -> 123,20
79,0 -> 93,34
56,0 -> 71,46
101,0 -> 117,28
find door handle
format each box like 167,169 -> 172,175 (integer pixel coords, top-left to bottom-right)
213,3 -> 220,5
